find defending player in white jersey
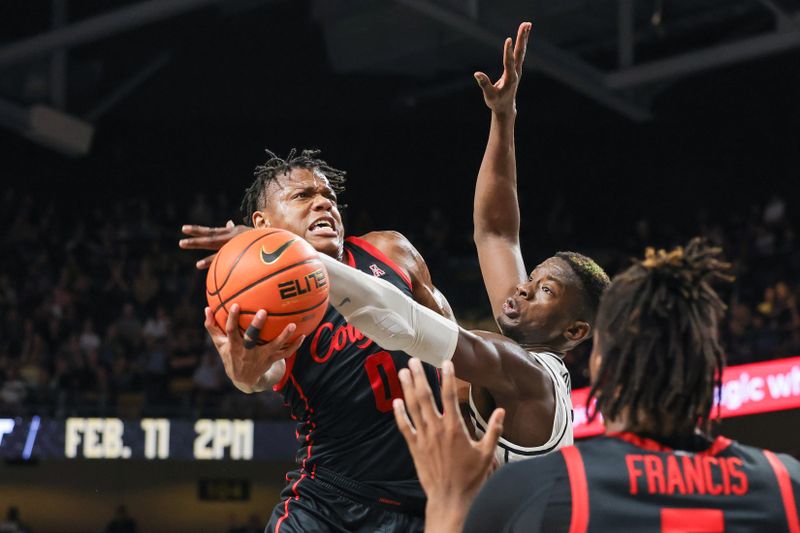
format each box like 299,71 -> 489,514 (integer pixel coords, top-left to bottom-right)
320,23 -> 609,465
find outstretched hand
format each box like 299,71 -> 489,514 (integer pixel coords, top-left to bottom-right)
180,220 -> 250,269
394,359 -> 504,533
474,22 -> 531,116
204,304 -> 305,393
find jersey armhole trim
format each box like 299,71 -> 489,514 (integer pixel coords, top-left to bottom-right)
764,449 -> 800,533
273,353 -> 297,392
562,446 -> 589,533
345,236 -> 413,290
344,247 -> 355,267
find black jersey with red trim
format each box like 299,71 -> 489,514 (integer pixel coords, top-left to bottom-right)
272,236 -> 442,497
464,432 -> 800,533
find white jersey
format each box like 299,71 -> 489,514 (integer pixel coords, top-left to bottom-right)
468,351 -> 573,465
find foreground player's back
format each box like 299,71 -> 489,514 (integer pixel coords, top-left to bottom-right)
465,432 -> 800,532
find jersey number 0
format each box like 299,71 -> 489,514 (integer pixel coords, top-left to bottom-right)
364,351 -> 403,412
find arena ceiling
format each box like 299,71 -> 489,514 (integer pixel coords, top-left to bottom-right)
1,0 -> 799,155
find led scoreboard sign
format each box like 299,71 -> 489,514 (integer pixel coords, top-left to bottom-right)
0,418 -> 296,461
572,356 -> 800,438
4,358 -> 798,459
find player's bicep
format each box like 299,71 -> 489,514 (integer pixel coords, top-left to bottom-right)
361,230 -> 456,321
475,235 -> 527,320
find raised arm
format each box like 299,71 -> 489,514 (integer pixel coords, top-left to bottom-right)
473,22 -> 532,320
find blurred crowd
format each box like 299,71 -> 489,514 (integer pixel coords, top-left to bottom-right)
0,187 -> 797,417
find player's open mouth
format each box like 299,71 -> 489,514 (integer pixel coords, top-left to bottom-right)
308,217 -> 338,238
502,297 -> 521,319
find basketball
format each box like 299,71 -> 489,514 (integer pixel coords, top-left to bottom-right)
206,228 -> 329,344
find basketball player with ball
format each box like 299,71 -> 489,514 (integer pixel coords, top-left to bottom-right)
182,149 -> 456,532
180,23 -> 609,532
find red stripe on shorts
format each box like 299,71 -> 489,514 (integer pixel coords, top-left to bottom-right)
274,473 -> 307,533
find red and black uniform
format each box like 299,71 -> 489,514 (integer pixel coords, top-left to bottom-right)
267,236 -> 442,533
465,432 -> 800,533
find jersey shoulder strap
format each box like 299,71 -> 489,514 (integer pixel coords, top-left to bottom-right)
344,235 -> 413,291
561,446 -> 589,533
761,447 -> 800,533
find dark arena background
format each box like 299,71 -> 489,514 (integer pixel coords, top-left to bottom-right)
1,1 -> 800,532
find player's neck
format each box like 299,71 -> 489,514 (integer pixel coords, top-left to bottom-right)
519,342 -> 565,356
604,412 -> 679,438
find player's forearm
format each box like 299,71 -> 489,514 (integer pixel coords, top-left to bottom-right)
319,253 -> 459,367
449,331 -> 516,395
474,111 -> 520,241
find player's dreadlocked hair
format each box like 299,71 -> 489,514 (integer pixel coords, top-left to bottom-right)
555,251 -> 610,325
587,238 -> 732,436
239,148 -> 347,226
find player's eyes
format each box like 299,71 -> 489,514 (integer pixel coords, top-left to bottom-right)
541,286 -> 552,294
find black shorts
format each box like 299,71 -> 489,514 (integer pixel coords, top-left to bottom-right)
266,467 -> 426,533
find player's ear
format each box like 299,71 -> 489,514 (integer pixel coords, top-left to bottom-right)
252,211 -> 270,228
564,320 -> 590,343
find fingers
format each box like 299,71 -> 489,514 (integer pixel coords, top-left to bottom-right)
480,408 -> 506,455
409,358 -> 439,428
270,322 -> 298,350
440,361 -> 461,430
181,224 -> 227,237
282,333 -> 306,358
398,367 -> 423,431
226,303 -> 242,340
204,307 -> 226,346
242,309 -> 267,349
514,22 -> 532,75
179,224 -> 235,250
196,253 -> 217,270
502,36 -> 515,78
393,398 -> 417,444
179,235 -> 225,250
474,71 -> 492,90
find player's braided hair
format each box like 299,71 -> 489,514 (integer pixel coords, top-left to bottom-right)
240,148 -> 347,225
587,238 -> 732,436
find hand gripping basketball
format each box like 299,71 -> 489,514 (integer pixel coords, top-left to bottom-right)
204,303 -> 305,393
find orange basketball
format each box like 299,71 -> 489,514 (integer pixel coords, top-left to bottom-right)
206,228 -> 329,344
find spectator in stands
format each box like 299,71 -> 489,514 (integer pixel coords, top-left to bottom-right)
104,505 -> 136,533
114,303 -> 142,354
2,185 -> 798,420
0,506 -> 31,533
0,364 -> 27,411
78,319 -> 101,354
192,348 -> 225,411
132,259 -> 159,312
